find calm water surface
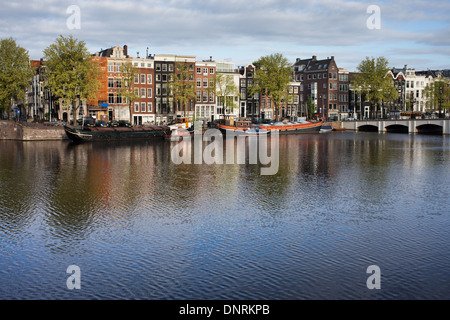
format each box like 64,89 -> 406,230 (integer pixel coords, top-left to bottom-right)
0,132 -> 449,300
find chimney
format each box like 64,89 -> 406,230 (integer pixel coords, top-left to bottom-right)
312,55 -> 317,61
123,45 -> 128,57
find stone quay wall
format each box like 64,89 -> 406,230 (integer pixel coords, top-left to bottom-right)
0,121 -> 67,141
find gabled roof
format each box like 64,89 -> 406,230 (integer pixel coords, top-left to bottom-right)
293,56 -> 335,72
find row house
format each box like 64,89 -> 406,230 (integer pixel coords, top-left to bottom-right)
239,65 -> 256,119
132,57 -> 155,125
215,60 -> 241,120
87,55 -> 108,121
93,45 -> 130,122
387,65 -> 438,114
337,68 -> 350,120
293,56 -> 341,120
195,58 -> 217,122
154,54 -> 196,125
27,59 -> 52,121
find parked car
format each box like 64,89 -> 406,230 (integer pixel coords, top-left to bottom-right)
108,120 -> 119,127
77,117 -> 95,127
118,120 -> 132,127
95,120 -> 108,127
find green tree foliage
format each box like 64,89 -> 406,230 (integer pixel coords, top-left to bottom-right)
306,97 -> 316,120
171,62 -> 196,117
0,37 -> 33,115
251,53 -> 292,121
43,35 -> 101,124
212,72 -> 239,118
351,56 -> 398,118
119,61 -> 140,123
423,79 -> 450,117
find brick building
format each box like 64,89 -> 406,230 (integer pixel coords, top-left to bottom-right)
293,56 -> 339,120
195,58 -> 217,122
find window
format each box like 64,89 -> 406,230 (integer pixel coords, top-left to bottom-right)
203,68 -> 208,75
141,74 -> 146,84
141,88 -> 146,98
155,64 -> 161,71
197,79 -> 201,87
162,74 -> 167,82
168,64 -> 174,72
209,93 -> 214,102
108,93 -> 114,104
162,64 -> 167,72
117,95 -> 122,104
147,74 -> 152,84
147,88 -> 152,98
147,102 -> 153,112
108,78 -> 114,88
141,102 -> 146,112
324,73 -> 327,78
108,63 -> 114,72
203,79 -> 208,87
197,67 -> 201,74
134,88 -> 139,96
196,91 -> 201,102
134,102 -> 139,112
134,74 -> 139,84
115,63 -> 121,73
210,68 -> 214,74
116,79 -> 122,88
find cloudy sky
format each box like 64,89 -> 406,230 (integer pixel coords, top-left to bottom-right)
2,0 -> 449,71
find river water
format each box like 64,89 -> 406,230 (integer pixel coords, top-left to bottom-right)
0,132 -> 449,300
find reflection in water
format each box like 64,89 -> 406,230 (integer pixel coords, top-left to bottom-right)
0,133 -> 449,299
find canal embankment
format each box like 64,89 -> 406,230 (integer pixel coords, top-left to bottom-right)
0,120 -> 67,141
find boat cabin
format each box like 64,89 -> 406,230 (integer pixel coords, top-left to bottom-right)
173,117 -> 192,128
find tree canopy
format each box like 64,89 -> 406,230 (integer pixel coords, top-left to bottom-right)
43,35 -> 101,124
351,56 -> 398,118
212,72 -> 239,117
0,37 -> 33,115
251,53 -> 292,121
171,62 -> 196,117
423,78 -> 450,116
119,61 -> 140,123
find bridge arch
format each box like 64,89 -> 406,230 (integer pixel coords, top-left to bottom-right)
385,124 -> 409,133
358,124 -> 378,132
416,124 -> 443,135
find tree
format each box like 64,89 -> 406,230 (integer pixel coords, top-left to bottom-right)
0,37 -> 33,117
423,79 -> 450,117
119,61 -> 140,124
251,53 -> 292,121
212,72 -> 239,119
306,97 -> 316,120
351,56 -> 398,119
43,35 -> 101,124
170,62 -> 196,117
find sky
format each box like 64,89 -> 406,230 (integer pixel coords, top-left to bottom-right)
1,0 -> 450,72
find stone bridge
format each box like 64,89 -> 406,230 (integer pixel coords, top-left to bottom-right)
339,119 -> 450,135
